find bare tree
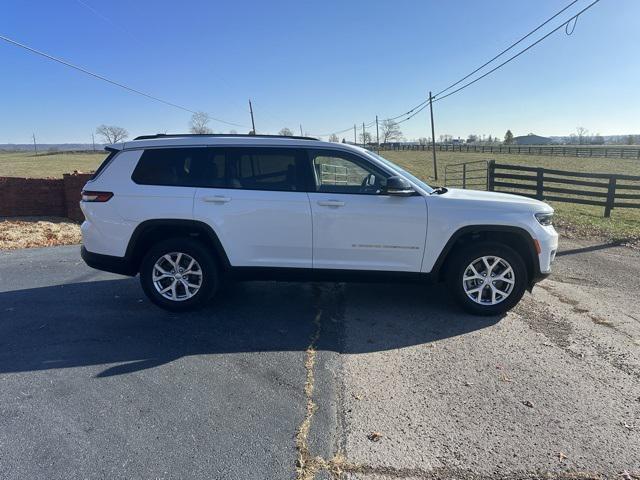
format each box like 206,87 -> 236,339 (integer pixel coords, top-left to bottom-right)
96,124 -> 129,144
279,127 -> 294,136
418,137 -> 429,146
328,133 -> 340,142
380,119 -> 403,144
189,111 -> 212,134
576,127 -> 589,145
359,131 -> 373,144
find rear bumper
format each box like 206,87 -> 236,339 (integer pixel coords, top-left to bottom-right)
81,246 -> 136,276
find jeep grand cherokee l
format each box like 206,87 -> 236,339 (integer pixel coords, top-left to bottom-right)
80,134 -> 558,315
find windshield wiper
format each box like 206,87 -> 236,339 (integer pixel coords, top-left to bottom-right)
430,186 -> 448,195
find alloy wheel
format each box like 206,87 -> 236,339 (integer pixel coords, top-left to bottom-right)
462,255 -> 515,305
152,252 -> 203,302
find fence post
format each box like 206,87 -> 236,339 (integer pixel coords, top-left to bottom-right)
604,176 -> 617,218
462,163 -> 467,189
487,160 -> 495,191
536,168 -> 544,200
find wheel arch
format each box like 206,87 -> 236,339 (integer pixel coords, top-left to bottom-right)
125,219 -> 231,274
432,225 -> 539,284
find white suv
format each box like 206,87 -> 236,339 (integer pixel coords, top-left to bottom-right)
80,134 -> 558,315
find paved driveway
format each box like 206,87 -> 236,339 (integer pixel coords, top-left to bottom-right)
0,246 -> 338,479
1,240 -> 639,479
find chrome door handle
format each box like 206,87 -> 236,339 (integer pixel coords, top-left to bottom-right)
203,196 -> 231,203
317,200 -> 345,207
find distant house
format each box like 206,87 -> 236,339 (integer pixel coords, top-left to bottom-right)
513,134 -> 553,145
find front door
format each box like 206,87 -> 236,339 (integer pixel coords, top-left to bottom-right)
306,149 -> 428,272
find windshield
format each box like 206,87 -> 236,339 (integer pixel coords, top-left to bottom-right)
366,151 -> 434,194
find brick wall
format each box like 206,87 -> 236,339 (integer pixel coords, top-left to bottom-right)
63,173 -> 93,221
0,173 -> 93,221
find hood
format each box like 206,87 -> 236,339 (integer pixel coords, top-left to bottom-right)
440,188 -> 553,213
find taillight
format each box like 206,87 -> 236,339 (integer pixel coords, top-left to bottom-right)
81,191 -> 113,202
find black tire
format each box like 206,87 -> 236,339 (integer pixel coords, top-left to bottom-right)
446,241 -> 527,316
139,238 -> 219,312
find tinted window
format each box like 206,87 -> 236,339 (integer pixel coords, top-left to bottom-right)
132,148 -> 208,187
200,151 -> 227,188
309,150 -> 389,194
227,148 -> 302,191
91,150 -> 117,180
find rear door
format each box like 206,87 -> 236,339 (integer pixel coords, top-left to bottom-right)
120,147 -> 204,222
193,147 -> 313,268
306,149 -> 428,272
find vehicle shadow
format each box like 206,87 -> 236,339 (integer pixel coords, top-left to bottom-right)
0,277 -> 502,377
556,240 -> 624,257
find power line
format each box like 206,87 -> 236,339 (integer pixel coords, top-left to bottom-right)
432,0 -> 581,99
432,0 -> 601,104
386,0 -> 589,126
387,0 -> 583,124
318,0 -> 601,136
0,33 -> 248,128
73,0 -> 141,44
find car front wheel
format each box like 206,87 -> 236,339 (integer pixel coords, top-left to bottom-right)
140,238 -> 219,311
447,242 -> 527,316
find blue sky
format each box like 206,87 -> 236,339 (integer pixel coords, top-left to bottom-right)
1,0 -> 638,143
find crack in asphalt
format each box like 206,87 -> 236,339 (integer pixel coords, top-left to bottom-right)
295,287 -> 324,480
295,282 -> 640,479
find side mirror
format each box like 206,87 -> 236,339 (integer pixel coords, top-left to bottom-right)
385,176 -> 415,196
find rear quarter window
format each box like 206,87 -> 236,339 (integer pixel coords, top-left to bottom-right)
91,150 -> 118,180
131,148 -> 208,187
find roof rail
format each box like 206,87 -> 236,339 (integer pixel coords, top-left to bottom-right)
133,133 -> 319,141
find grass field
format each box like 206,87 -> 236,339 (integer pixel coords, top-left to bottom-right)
1,149 -> 638,243
381,149 -> 640,243
0,151 -> 106,178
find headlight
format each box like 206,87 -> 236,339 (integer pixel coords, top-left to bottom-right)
535,212 -> 553,226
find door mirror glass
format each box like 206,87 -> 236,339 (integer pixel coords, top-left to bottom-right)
385,176 -> 415,196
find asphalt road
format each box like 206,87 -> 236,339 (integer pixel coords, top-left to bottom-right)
339,238 -> 640,479
1,239 -> 639,479
0,246 -> 338,480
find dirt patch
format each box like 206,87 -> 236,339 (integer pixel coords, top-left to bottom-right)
515,294 -> 573,349
0,217 -> 81,250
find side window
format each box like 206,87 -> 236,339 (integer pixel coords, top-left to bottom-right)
199,150 -> 227,188
132,148 -> 207,187
309,150 -> 389,194
227,148 -> 302,191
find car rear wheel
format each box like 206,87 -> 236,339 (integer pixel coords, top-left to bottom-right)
447,242 -> 527,316
140,238 -> 219,311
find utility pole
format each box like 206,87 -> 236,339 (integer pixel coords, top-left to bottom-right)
362,122 -> 366,147
91,133 -> 96,152
248,99 -> 256,135
375,115 -> 380,153
32,133 -> 38,157
299,124 -> 303,136
429,91 -> 438,181
353,124 -> 356,144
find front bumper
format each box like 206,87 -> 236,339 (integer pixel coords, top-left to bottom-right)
537,229 -> 558,274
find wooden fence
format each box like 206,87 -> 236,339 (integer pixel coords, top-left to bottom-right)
376,144 -> 640,159
487,161 -> 640,217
